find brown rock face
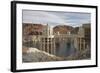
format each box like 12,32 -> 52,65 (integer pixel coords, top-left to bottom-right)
71,27 -> 79,34
53,25 -> 73,34
23,23 -> 44,36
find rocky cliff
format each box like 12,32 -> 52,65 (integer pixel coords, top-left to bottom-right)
53,25 -> 73,34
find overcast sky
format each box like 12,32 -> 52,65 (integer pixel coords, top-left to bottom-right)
23,10 -> 91,27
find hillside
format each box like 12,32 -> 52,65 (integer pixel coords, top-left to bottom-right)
53,25 -> 73,34
23,23 -> 74,35
22,47 -> 63,62
23,23 -> 44,35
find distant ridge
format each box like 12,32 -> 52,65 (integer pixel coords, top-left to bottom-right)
53,25 -> 73,34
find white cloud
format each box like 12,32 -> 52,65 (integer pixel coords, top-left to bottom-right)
23,10 -> 66,25
23,10 -> 91,27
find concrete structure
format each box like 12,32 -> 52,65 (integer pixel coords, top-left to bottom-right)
31,24 -> 90,57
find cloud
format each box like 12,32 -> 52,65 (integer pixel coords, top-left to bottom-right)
23,10 -> 91,27
23,10 -> 66,25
